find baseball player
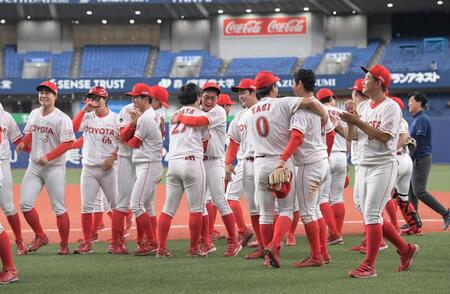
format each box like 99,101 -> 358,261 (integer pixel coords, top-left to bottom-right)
171,82 -> 242,257
0,108 -> 19,284
225,79 -> 260,253
287,69 -> 335,268
157,83 -> 209,257
316,88 -> 347,245
16,81 -> 75,255
340,64 -> 418,278
217,93 -> 235,116
247,71 -> 328,268
0,103 -> 27,255
389,97 -> 423,235
71,86 -> 119,254
121,83 -> 168,256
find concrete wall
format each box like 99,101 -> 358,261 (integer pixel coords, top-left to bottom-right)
17,21 -> 73,52
160,19 -> 211,52
325,15 -> 367,48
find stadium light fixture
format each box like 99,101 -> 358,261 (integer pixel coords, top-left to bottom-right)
135,10 -> 141,15
0,19 -> 6,24
218,9 -> 224,14
275,8 -> 281,12
157,19 -> 162,24
352,10 -> 356,14
246,9 -> 252,13
437,0 -> 443,4
333,11 -> 337,15
387,3 -> 394,7
129,19 -> 135,24
304,7 -> 310,11
101,19 -> 108,24
73,20 -> 79,25
26,16 -> 31,20
86,10 -> 93,15
180,15 -> 185,19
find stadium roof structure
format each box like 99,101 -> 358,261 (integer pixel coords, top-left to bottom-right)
0,0 -> 448,23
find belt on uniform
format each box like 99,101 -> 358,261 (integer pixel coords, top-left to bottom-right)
245,157 -> 255,162
396,152 -> 402,155
185,156 -> 196,161
255,155 -> 266,159
332,151 -> 347,153
203,156 -> 218,160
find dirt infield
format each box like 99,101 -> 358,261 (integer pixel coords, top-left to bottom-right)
1,184 -> 449,244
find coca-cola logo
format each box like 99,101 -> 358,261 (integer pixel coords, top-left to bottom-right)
223,17 -> 307,36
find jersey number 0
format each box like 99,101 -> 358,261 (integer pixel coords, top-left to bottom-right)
256,116 -> 270,137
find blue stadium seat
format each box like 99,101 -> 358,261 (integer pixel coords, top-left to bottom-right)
80,45 -> 151,78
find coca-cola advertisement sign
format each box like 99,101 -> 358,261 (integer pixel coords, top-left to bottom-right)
223,17 -> 307,36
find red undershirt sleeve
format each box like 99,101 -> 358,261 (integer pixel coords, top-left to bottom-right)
72,110 -> 86,132
225,138 -> 240,165
127,136 -> 142,148
46,141 -> 74,161
326,130 -> 336,157
178,114 -> 209,126
71,136 -> 84,149
119,123 -> 136,142
280,129 -> 304,162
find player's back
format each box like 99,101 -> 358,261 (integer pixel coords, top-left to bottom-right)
117,103 -> 135,158
168,106 -> 208,160
204,105 -> 226,158
247,97 -> 301,157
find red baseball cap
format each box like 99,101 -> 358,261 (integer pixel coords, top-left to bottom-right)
231,79 -> 256,92
87,86 -> 108,99
152,85 -> 170,108
390,96 -> 404,110
217,94 -> 236,106
202,82 -> 221,94
126,83 -> 153,97
316,88 -> 335,101
349,78 -> 364,91
255,71 -> 280,90
36,81 -> 58,95
361,64 -> 392,89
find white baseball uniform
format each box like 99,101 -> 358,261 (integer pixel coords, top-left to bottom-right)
129,107 -> 163,217
355,98 -> 401,224
395,118 -> 413,201
79,110 -> 119,214
116,103 -> 137,213
163,106 -> 209,217
350,139 -> 361,212
247,97 -> 302,224
0,108 -> 22,216
20,107 -> 75,215
291,108 -> 333,224
226,108 -> 258,215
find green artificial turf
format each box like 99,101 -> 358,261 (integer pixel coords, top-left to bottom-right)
3,234 -> 449,294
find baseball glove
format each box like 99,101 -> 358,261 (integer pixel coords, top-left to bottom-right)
404,137 -> 417,153
268,167 -> 292,199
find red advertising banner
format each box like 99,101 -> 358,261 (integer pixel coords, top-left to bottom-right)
223,16 -> 307,36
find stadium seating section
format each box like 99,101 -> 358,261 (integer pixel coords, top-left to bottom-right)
226,57 -> 297,76
80,45 -> 150,77
153,50 -> 222,77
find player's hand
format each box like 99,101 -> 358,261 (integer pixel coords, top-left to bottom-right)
276,159 -> 287,169
224,164 -> 235,183
101,156 -> 115,170
82,100 -> 94,112
320,110 -> 329,127
330,114 -> 340,127
345,99 -> 356,113
170,114 -> 180,125
36,155 -> 49,166
339,111 -> 360,126
16,142 -> 25,154
128,109 -> 142,125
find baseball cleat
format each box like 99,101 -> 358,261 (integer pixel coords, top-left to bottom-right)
155,248 -> 173,258
264,245 -> 281,268
444,210 -> 450,230
245,247 -> 265,259
133,242 -> 154,256
401,227 -> 423,236
0,267 -> 19,285
74,242 -> 93,254
322,253 -> 332,264
238,228 -> 254,247
397,244 -> 419,272
27,235 -> 49,252
327,234 -> 344,245
200,241 -> 217,254
286,233 -> 297,246
247,240 -> 259,248
224,239 -> 242,257
187,247 -> 208,257
350,239 -> 366,251
360,239 -> 389,254
58,243 -> 70,255
107,243 -> 129,255
292,256 -> 324,268
16,240 -> 28,256
349,263 -> 377,278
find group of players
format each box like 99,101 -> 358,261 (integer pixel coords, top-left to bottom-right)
0,62 -> 437,284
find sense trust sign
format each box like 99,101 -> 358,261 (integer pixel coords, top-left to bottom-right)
223,16 -> 307,36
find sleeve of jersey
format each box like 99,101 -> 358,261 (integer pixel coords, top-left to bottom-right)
379,104 -> 400,138
178,114 -> 209,126
20,133 -> 32,153
127,136 -> 142,148
60,116 -> 76,142
72,110 -> 86,132
280,129 -> 304,161
225,138 -> 240,165
71,136 -> 84,149
326,130 -> 336,157
119,123 -> 136,142
46,141 -> 74,161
